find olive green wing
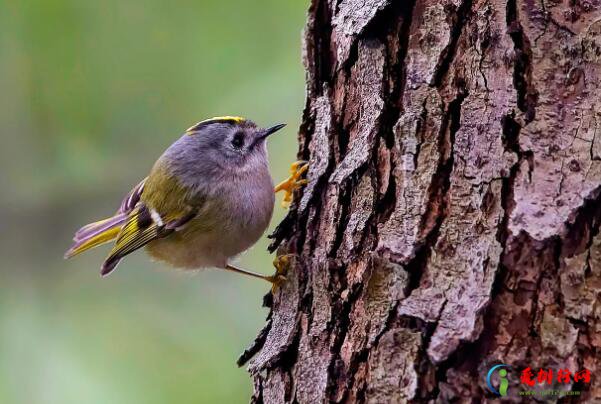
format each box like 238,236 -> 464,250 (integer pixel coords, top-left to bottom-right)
100,162 -> 204,276
100,203 -> 196,276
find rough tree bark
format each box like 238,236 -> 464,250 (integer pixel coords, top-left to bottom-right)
240,0 -> 601,402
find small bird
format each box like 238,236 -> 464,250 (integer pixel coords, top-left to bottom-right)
65,116 -> 307,282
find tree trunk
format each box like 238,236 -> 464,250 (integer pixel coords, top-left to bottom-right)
241,0 -> 601,402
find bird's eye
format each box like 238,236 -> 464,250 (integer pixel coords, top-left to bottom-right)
231,132 -> 244,148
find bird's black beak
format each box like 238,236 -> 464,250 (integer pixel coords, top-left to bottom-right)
259,123 -> 286,140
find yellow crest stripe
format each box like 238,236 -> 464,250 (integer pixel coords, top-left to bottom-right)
204,116 -> 245,123
186,116 -> 246,133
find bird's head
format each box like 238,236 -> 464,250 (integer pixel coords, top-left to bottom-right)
164,116 -> 286,180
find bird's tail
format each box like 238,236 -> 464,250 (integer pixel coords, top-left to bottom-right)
64,213 -> 128,258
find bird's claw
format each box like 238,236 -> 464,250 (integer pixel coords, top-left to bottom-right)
267,254 -> 294,292
274,161 -> 309,208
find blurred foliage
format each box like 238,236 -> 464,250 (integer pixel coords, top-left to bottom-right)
0,0 -> 307,402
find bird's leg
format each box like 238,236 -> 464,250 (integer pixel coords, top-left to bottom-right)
224,264 -> 277,282
224,255 -> 293,292
274,161 -> 309,208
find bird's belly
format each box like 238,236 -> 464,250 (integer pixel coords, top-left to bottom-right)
145,189 -> 274,269
146,228 -> 233,269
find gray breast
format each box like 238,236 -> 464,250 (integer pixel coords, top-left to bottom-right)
208,165 -> 275,257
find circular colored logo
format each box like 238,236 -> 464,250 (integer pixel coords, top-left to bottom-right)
487,364 -> 510,396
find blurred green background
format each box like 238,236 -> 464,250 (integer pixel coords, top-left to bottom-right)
0,0 -> 307,402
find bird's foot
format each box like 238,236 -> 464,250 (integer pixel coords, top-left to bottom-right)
265,254 -> 294,292
274,161 -> 309,208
